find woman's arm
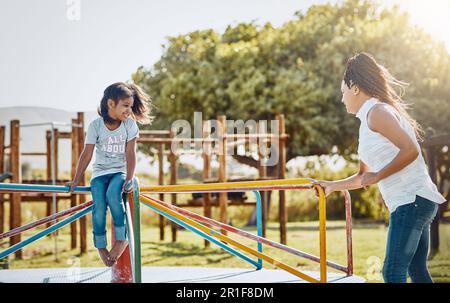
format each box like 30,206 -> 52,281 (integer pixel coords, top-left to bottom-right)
314,161 -> 369,197
361,104 -> 419,187
330,161 -> 369,191
67,144 -> 94,191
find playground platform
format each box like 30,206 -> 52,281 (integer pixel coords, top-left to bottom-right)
0,266 -> 365,283
0,180 -> 358,284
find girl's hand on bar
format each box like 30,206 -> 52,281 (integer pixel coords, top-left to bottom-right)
65,180 -> 78,193
122,178 -> 133,193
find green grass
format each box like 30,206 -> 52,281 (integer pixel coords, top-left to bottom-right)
3,219 -> 450,283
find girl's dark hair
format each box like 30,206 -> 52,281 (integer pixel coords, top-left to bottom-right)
98,82 -> 153,125
343,52 -> 423,140
128,83 -> 153,124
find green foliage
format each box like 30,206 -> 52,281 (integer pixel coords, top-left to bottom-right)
177,163 -> 203,181
130,0 -> 450,224
133,0 -> 450,161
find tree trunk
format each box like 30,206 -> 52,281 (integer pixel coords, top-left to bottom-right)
231,154 -> 283,227
424,128 -> 439,255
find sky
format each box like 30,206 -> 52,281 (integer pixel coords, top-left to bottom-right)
386,0 -> 450,49
0,0 -> 328,112
0,0 -> 449,113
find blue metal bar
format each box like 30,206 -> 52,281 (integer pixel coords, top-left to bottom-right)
0,206 -> 92,259
253,190 -> 263,269
0,182 -> 91,193
141,201 -> 260,269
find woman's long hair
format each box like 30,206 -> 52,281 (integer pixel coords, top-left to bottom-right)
98,82 -> 153,125
343,52 -> 423,140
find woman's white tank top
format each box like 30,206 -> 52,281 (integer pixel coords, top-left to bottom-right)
356,98 -> 446,213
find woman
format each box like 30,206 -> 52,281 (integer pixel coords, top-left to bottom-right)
315,52 -> 446,283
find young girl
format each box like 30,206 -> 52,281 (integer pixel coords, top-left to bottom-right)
67,82 -> 152,267
315,53 -> 446,283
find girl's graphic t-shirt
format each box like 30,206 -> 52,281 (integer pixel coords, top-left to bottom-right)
85,117 -> 139,180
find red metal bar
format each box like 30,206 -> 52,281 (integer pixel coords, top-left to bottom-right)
0,201 -> 93,240
343,190 -> 353,275
141,194 -> 349,273
111,192 -> 133,283
0,188 -> 91,194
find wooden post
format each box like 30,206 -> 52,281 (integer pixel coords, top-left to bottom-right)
54,129 -> 59,181
158,143 -> 165,241
10,120 -> 22,259
70,118 -> 79,249
169,130 -> 178,242
277,114 -> 287,245
53,128 -> 59,219
0,126 -> 5,234
257,121 -> 268,237
45,130 -> 52,230
77,112 -> 87,254
218,115 -> 228,232
425,128 -> 439,254
203,120 -> 212,247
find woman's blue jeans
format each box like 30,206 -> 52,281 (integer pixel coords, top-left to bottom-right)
383,195 -> 439,283
90,172 -> 127,249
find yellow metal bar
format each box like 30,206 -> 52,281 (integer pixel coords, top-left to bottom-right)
140,178 -> 313,193
315,185 -> 327,283
139,195 -> 320,283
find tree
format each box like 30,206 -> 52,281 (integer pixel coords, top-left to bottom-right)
133,0 -> 450,171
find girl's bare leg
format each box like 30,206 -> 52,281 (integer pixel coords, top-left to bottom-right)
98,248 -> 115,267
108,240 -> 129,263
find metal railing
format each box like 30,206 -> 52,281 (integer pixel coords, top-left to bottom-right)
0,178 -> 354,283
